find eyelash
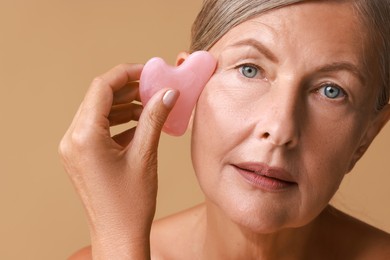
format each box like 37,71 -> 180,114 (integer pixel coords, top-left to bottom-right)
235,63 -> 266,80
234,64 -> 348,102
316,82 -> 348,101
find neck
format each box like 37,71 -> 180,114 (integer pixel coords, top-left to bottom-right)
200,200 -> 320,260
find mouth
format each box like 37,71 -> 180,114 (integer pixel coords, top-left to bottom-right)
232,163 -> 297,191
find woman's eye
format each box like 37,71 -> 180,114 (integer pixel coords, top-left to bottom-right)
239,65 -> 259,79
318,83 -> 346,99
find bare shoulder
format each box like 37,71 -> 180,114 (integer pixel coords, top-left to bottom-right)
319,206 -> 390,259
67,246 -> 92,260
151,203 -> 206,260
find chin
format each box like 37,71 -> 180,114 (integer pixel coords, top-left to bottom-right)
229,202 -> 292,234
211,192 -> 319,235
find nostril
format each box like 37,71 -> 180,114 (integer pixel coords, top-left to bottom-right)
285,140 -> 294,148
260,131 -> 298,148
262,132 -> 270,139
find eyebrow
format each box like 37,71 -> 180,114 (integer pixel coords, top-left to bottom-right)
227,38 -> 366,85
317,62 -> 366,86
228,38 -> 279,63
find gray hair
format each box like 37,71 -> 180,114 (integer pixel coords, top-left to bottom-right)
190,0 -> 390,111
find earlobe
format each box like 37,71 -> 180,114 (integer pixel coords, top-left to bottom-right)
347,104 -> 390,172
187,109 -> 195,132
176,51 -> 190,66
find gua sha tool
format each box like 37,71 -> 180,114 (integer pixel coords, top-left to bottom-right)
139,51 -> 217,136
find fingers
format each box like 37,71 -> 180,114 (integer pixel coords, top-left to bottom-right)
130,89 -> 180,170
60,63 -> 145,159
59,64 -> 177,258
108,103 -> 143,127
112,127 -> 137,147
61,63 -> 180,179
113,82 -> 141,105
78,64 -> 144,132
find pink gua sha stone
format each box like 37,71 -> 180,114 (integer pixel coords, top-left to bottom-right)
139,51 -> 217,136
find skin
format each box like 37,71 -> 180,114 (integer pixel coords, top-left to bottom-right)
60,64 -> 180,259
62,1 -> 390,259
192,0 -> 383,236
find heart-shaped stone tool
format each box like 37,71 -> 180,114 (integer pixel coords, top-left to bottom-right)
139,51 -> 217,136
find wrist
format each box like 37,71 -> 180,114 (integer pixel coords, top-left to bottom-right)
91,234 -> 151,260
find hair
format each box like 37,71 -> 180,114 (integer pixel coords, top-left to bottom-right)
190,0 -> 390,111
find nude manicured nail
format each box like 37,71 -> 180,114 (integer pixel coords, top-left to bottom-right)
162,90 -> 179,108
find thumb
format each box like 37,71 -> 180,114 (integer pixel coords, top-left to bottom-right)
130,88 -> 179,168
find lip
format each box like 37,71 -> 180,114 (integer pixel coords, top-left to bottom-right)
232,162 -> 297,191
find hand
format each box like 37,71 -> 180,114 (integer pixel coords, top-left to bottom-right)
59,64 -> 179,259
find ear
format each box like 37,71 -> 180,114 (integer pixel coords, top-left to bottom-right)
176,51 -> 190,66
175,51 -> 196,132
347,104 -> 390,172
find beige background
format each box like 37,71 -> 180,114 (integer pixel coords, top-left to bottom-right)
1,1 -> 389,259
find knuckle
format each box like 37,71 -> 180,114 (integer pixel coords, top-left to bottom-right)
69,130 -> 91,151
58,136 -> 77,175
58,136 -> 70,159
58,130 -> 90,160
91,76 -> 105,86
58,131 -> 93,178
115,63 -> 128,71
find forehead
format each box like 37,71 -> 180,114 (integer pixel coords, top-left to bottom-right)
212,1 -> 369,68
209,1 -> 379,88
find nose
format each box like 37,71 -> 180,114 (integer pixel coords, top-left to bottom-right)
255,83 -> 301,149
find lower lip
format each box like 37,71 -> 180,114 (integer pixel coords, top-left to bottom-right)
234,166 -> 296,192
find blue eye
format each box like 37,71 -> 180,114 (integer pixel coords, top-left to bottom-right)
319,83 -> 345,99
239,65 -> 259,78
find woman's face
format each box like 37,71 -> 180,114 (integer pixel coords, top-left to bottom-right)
191,1 -> 388,232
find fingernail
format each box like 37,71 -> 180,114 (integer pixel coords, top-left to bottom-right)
163,89 -> 179,108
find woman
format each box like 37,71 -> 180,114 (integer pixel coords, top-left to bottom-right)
60,0 -> 390,259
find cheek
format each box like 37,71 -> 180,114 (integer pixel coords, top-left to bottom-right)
191,82 -> 234,171
191,70 -> 264,163
190,70 -> 373,229
192,72 -> 261,134
192,77 -> 251,151
298,114 -> 366,199
191,78 -> 250,194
